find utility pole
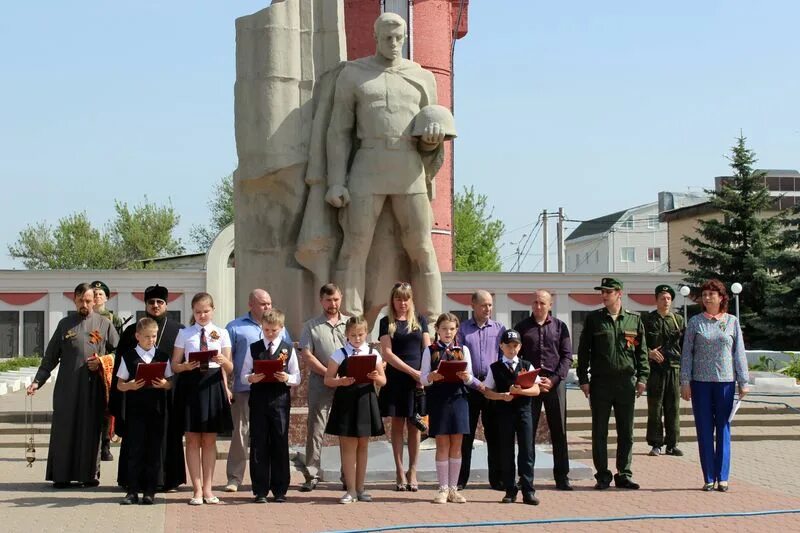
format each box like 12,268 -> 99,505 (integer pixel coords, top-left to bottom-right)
542,209 -> 548,273
557,207 -> 565,273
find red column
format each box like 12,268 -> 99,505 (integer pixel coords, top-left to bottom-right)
343,0 -> 469,272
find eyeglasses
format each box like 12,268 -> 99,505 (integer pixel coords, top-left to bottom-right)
147,299 -> 166,306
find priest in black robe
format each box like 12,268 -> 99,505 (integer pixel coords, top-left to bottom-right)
28,282 -> 119,487
112,284 -> 186,491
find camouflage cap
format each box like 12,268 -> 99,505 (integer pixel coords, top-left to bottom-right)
91,280 -> 110,298
655,284 -> 675,299
594,277 -> 623,291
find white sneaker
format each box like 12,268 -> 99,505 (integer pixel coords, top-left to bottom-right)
224,483 -> 238,492
339,492 -> 356,504
648,446 -> 662,457
433,488 -> 449,504
448,487 -> 467,503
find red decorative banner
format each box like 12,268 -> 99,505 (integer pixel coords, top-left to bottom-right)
628,293 -> 656,306
0,292 -> 47,306
569,293 -> 603,306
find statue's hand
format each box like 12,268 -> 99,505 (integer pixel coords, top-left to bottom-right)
325,185 -> 350,208
420,122 -> 445,146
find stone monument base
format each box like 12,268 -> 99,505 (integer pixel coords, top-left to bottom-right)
316,441 -> 592,483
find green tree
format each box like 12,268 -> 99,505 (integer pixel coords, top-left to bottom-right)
681,134 -> 784,346
108,198 -> 184,267
758,204 -> 800,350
190,174 -> 234,251
8,199 -> 183,269
454,186 -> 505,271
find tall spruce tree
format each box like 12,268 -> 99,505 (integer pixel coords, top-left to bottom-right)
758,204 -> 800,350
681,135 -> 784,347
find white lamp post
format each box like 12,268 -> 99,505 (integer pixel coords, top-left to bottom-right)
679,285 -> 691,323
731,282 -> 743,319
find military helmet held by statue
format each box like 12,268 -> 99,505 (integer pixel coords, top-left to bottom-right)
411,104 -> 457,139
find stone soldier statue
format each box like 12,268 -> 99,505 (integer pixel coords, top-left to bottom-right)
296,12 -> 454,323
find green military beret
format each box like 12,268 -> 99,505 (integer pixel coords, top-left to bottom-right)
655,284 -> 675,299
594,277 -> 623,291
91,280 -> 110,298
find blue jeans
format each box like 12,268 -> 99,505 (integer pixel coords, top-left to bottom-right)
690,381 -> 735,483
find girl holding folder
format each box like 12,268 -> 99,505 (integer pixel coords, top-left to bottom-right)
420,313 -> 473,504
324,315 -> 386,504
172,292 -> 233,505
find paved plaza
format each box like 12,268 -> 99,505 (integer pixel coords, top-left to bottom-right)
2,386 -> 799,532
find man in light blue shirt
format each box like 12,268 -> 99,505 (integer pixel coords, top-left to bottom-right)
224,289 -> 291,492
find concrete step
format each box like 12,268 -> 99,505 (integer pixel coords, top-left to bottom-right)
566,413 -> 800,432
567,423 -> 800,444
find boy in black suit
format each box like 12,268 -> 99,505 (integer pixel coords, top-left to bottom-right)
482,329 -> 541,505
241,310 -> 301,503
116,318 -> 173,505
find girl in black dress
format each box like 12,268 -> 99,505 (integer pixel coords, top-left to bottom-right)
378,282 -> 430,491
171,293 -> 234,506
421,313 -> 473,504
325,316 -> 386,504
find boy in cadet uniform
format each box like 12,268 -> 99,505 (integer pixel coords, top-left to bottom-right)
481,329 -> 541,505
116,317 -> 173,505
92,280 -> 123,461
643,284 -> 685,457
241,310 -> 300,503
577,278 -> 649,490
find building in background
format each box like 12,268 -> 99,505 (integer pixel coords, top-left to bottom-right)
662,169 -> 799,272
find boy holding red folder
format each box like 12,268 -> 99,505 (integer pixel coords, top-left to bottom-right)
482,329 -> 541,505
241,310 -> 300,503
116,317 -> 173,505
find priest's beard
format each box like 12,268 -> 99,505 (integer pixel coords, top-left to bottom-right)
77,306 -> 91,317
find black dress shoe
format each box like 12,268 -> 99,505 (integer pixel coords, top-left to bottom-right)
555,479 -> 573,491
254,494 -> 268,503
501,492 -> 517,503
614,477 -> 640,490
594,480 -> 611,490
273,494 -> 287,503
120,493 -> 139,505
82,479 -> 100,488
522,492 -> 540,505
101,443 -> 114,461
141,494 -> 155,505
53,482 -> 71,489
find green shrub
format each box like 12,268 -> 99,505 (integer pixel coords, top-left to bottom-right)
750,355 -> 779,372
0,356 -> 42,373
780,354 -> 800,382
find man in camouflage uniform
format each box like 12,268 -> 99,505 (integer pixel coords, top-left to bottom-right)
642,284 -> 684,457
577,278 -> 649,490
91,280 -> 122,461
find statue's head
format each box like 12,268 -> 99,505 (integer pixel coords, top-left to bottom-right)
374,12 -> 406,62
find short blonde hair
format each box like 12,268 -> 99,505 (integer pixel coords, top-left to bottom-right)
136,317 -> 158,333
261,309 -> 285,327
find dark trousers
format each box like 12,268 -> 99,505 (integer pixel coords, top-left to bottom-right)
530,379 -> 570,482
126,409 -> 165,495
458,388 -> 501,488
691,381 -> 734,483
249,399 -> 290,497
646,365 -> 681,448
496,406 -> 534,494
590,377 -> 635,483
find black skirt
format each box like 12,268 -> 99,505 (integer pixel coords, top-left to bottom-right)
178,367 -> 233,434
426,383 -> 469,437
379,366 -> 420,418
326,383 -> 385,438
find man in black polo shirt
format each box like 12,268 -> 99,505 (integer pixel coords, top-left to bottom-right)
514,290 -> 574,490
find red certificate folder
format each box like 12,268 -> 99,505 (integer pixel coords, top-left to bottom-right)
188,349 -> 217,370
437,360 -> 468,383
253,359 -> 285,383
134,362 -> 168,386
514,368 -> 541,390
346,355 -> 377,384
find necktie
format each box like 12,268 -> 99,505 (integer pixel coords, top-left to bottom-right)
506,360 -> 515,372
200,327 -> 208,350
267,341 -> 273,357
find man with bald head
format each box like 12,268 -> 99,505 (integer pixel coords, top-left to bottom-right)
225,289 -> 292,492
457,289 -> 506,490
514,290 -> 574,490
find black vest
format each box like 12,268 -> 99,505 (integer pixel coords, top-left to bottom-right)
428,343 -> 468,398
121,348 -> 171,414
248,338 -> 293,402
489,358 -> 533,410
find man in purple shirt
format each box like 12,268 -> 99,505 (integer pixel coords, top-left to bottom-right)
514,289 -> 574,490
457,290 -> 506,490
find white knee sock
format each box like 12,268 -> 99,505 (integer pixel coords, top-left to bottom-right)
435,460 -> 449,490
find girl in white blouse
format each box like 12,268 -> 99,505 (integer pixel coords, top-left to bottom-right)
172,292 -> 234,506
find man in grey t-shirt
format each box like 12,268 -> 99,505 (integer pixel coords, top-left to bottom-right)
299,283 -> 350,491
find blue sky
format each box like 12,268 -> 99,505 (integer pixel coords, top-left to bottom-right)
2,1 -> 798,271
